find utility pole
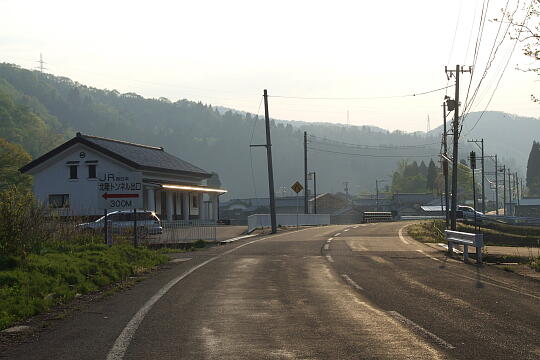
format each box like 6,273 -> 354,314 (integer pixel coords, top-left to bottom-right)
309,172 -> 317,214
501,165 -> 506,215
304,131 -> 308,214
250,90 -> 277,233
442,100 -> 450,228
36,53 -> 46,73
344,182 -> 350,202
494,155 -> 499,215
508,169 -> 513,216
376,180 -> 380,211
468,139 -> 485,213
446,65 -> 471,230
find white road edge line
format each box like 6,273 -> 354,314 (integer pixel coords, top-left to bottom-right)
328,237 -> 334,242
106,227 -> 314,360
335,233 -> 341,236
341,274 -> 364,291
344,229 -> 349,232
416,249 -> 441,262
387,311 -> 455,350
398,226 -> 410,245
324,244 -> 330,250
326,255 -> 334,263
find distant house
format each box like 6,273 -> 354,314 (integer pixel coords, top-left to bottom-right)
220,196 -> 307,224
515,198 -> 540,217
19,133 -> 226,219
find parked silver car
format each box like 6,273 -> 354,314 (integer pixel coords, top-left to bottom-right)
78,210 -> 163,235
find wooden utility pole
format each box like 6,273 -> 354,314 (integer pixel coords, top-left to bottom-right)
442,100 -> 450,228
264,90 -> 277,233
304,131 -> 308,214
508,169 -> 513,216
502,164 -> 506,215
445,65 -> 471,230
251,90 -> 277,233
494,155 -> 499,215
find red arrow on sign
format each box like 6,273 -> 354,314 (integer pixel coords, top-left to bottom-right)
102,192 -> 140,200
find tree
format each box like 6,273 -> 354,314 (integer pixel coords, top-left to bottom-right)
526,140 -> 540,195
500,1 -> 539,103
426,159 -> 438,192
0,138 -> 32,192
419,161 -> 428,177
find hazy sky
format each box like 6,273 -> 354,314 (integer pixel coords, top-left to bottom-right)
1,0 -> 538,131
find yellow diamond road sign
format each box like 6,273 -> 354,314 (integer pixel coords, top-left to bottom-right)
291,181 -> 304,194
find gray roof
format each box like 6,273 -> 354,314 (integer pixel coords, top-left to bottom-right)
518,198 -> 540,206
20,133 -> 211,178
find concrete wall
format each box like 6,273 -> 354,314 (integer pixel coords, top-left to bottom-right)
247,214 -> 331,233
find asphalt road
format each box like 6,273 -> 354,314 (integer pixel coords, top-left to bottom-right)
4,222 -> 540,359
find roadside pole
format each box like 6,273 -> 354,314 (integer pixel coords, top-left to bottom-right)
495,155 -> 499,215
296,192 -> 299,230
442,100 -> 450,228
470,151 -> 477,232
104,209 -> 108,245
133,208 -> 138,247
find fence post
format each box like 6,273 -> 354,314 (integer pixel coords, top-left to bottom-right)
133,208 -> 138,247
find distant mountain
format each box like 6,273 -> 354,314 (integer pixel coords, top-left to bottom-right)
0,62 -> 534,199
215,105 -> 389,133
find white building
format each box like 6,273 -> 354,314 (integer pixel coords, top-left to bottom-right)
20,133 -> 226,220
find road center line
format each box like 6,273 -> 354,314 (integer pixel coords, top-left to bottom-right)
344,229 -> 349,232
341,274 -> 364,291
335,233 -> 341,236
326,255 -> 334,263
398,226 -> 410,245
106,228 -> 314,360
387,311 -> 455,350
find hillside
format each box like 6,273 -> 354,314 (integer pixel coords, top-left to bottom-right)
0,62 -> 534,199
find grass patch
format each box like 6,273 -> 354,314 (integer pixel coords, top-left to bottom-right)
407,220 -> 445,243
530,257 -> 540,272
0,244 -> 167,330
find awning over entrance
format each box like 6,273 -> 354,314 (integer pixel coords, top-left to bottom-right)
161,184 -> 227,194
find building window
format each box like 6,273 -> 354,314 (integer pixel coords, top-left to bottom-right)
88,164 -> 96,179
192,195 -> 198,208
69,165 -> 78,179
49,194 -> 70,208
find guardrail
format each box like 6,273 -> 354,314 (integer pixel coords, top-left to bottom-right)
362,212 -> 393,223
483,215 -> 540,227
444,230 -> 483,264
247,214 -> 330,233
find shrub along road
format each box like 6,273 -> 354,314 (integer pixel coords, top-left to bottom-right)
2,223 -> 539,359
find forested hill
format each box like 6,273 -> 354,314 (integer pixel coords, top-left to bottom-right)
0,62 -> 533,198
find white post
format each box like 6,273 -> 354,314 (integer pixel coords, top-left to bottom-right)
166,191 -> 174,221
211,194 -> 218,221
146,188 -> 155,212
182,192 -> 190,221
198,193 -> 204,220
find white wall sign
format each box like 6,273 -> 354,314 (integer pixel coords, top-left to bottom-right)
97,171 -> 143,210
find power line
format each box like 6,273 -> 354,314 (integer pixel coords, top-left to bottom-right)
463,0 -> 534,136
308,134 -> 439,150
268,84 -> 454,100
307,147 -> 438,158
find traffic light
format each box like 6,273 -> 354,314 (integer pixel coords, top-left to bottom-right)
470,151 -> 476,169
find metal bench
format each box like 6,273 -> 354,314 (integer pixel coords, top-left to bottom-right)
444,230 -> 483,264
